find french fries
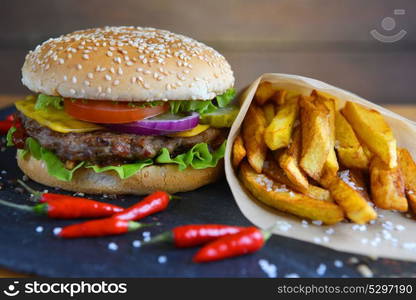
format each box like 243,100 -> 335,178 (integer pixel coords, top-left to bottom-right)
270,90 -> 286,106
254,81 -> 275,105
325,175 -> 377,224
264,96 -> 299,150
278,128 -> 309,193
232,134 -> 246,169
263,103 -> 275,125
263,158 -> 332,202
239,162 -> 344,225
370,157 -> 407,211
299,96 -> 331,180
313,90 -> 339,176
235,82 -> 416,226
398,148 -> 416,213
342,101 -> 397,168
335,111 -> 370,169
242,104 -> 267,173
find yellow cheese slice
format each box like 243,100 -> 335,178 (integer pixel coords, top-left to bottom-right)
167,124 -> 210,137
15,98 -> 103,133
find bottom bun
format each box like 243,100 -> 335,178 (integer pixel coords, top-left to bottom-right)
17,154 -> 223,195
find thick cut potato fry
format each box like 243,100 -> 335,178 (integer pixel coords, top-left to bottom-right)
278,128 -> 309,192
370,157 -> 407,211
270,90 -> 286,106
299,96 -> 332,180
335,111 -> 370,169
326,175 -> 377,224
263,103 -> 275,125
232,134 -> 246,169
264,97 -> 299,151
263,158 -> 332,202
239,162 -> 344,225
312,91 -> 339,175
398,148 -> 416,213
254,81 -> 275,105
242,104 -> 267,173
342,101 -> 397,168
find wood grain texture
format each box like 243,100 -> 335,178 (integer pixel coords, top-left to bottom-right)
1,0 -> 416,102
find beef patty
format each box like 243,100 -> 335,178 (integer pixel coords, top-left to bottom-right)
19,113 -> 227,165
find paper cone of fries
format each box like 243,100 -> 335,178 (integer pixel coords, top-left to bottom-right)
225,73 -> 416,261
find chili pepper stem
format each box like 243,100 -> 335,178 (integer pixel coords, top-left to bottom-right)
0,199 -> 35,212
17,179 -> 42,202
142,231 -> 173,245
127,221 -> 161,232
169,195 -> 181,201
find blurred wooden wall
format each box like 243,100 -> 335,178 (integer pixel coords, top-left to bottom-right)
1,0 -> 415,103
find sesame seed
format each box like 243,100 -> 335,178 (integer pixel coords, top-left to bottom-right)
77,64 -> 82,70
110,67 -> 115,73
97,86 -> 103,93
113,80 -> 120,86
58,58 -> 64,64
105,74 -> 112,81
106,87 -> 112,94
118,67 -> 123,75
126,61 -> 133,66
84,80 -> 90,86
72,76 -> 77,84
82,54 -> 89,60
107,51 -> 113,57
87,72 -> 94,79
131,77 -> 137,83
63,75 -> 68,81
70,89 -> 76,95
35,226 -> 44,233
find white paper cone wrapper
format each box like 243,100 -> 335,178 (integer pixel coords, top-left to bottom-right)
225,73 -> 416,261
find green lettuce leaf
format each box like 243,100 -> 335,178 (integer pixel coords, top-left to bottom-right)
216,88 -> 236,108
86,160 -> 153,178
156,140 -> 226,171
35,94 -> 63,111
19,137 -> 226,181
22,137 -> 83,181
168,88 -> 236,115
6,126 -> 16,146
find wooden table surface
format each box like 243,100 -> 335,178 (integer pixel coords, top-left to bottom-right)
0,95 -> 415,277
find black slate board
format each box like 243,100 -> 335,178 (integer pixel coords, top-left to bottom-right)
1,106 -> 416,278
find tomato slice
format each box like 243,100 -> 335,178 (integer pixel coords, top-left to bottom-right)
64,99 -> 169,124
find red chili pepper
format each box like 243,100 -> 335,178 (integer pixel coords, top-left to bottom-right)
147,224 -> 246,248
57,218 -> 156,238
0,120 -> 12,134
112,191 -> 175,221
193,227 -> 272,263
16,179 -> 124,218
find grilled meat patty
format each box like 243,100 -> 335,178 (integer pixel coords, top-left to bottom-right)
19,113 -> 227,165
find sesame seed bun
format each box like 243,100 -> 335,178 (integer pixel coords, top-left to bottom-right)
21,26 -> 234,101
17,154 -> 224,195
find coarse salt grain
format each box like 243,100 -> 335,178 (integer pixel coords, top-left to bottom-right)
334,260 -> 343,268
132,240 -> 141,248
312,220 -> 323,226
158,256 -> 167,264
108,242 -> 118,251
53,227 -> 62,235
35,226 -> 44,233
316,263 -> 327,276
258,259 -> 277,278
284,273 -> 300,278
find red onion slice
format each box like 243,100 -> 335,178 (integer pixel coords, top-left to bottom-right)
105,112 -> 199,135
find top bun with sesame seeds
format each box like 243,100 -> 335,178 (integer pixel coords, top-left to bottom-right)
21,26 -> 234,101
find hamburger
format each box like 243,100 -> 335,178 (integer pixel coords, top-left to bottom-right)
7,26 -> 236,194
